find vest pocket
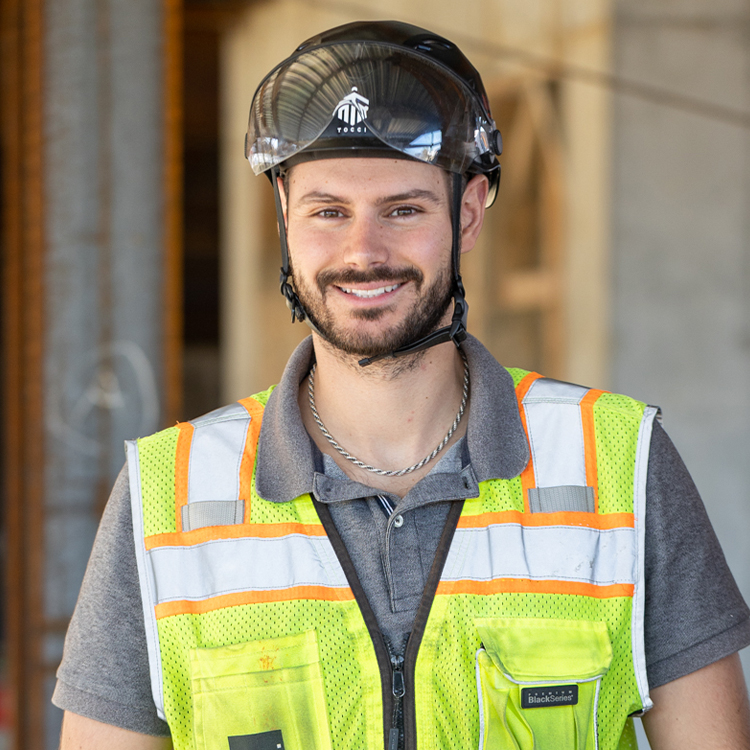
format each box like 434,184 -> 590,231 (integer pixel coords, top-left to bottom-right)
474,618 -> 613,750
189,630 -> 333,750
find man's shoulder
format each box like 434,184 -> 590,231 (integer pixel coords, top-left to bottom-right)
467,336 -> 648,414
188,387 -> 278,425
504,367 -> 649,417
136,385 -> 280,445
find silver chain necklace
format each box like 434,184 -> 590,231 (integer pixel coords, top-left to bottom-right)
307,353 -> 470,477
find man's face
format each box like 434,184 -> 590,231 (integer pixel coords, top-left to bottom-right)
282,158 -> 456,359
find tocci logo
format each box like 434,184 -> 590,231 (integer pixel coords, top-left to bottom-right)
334,87 -> 370,134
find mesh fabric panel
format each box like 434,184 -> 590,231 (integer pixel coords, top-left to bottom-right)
138,426 -> 180,536
465,476 -> 525,515
505,367 -> 532,388
249,466 -> 321,525
158,599 -> 380,750
246,387 -> 322,525
251,385 -> 276,407
618,719 -> 638,749
416,593 -> 640,750
593,395 -> 645,514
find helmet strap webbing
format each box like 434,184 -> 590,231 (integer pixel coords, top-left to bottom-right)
357,172 -> 468,366
273,165 -> 308,324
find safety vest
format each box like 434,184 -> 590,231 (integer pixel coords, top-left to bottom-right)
127,370 -> 656,750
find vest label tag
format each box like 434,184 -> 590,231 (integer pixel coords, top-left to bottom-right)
228,730 -> 285,750
521,685 -> 579,708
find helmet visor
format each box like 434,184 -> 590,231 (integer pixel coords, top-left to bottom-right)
247,41 -> 497,176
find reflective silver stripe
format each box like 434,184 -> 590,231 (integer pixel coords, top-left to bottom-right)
443,524 -> 636,587
632,406 -> 657,712
475,650 -> 486,748
525,378 -> 589,403
187,410 -> 251,504
523,379 -> 588,489
126,440 -> 166,720
148,535 -> 350,604
190,401 -> 251,426
182,499 -> 245,531
528,485 -> 595,513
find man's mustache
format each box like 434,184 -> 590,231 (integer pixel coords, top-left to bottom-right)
316,266 -> 423,294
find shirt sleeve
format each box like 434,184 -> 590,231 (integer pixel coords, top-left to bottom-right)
644,420 -> 750,688
51,465 -> 170,737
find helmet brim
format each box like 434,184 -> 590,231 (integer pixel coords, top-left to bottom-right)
247,41 -> 499,178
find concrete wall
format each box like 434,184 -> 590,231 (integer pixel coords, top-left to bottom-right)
43,0 -> 167,744
612,0 -> 750,694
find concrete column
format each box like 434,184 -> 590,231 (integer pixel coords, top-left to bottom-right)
612,0 -> 750,699
3,0 -> 180,745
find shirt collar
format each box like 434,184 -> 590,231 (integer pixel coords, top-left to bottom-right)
254,334 -> 529,503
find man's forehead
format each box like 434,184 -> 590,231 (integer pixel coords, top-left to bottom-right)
286,157 -> 451,199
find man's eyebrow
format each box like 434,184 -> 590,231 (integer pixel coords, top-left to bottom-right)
377,189 -> 444,205
295,188 -> 444,205
296,191 -> 346,205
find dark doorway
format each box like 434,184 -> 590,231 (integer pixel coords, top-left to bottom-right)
182,3 -> 225,420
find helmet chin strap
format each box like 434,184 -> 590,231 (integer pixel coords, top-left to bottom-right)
273,166 -> 328,340
272,166 -> 468,366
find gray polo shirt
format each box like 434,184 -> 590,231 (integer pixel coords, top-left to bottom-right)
53,335 -> 750,737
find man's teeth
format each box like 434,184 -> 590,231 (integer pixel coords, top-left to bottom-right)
340,283 -> 401,298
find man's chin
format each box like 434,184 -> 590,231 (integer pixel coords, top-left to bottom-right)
299,271 -> 454,359
315,325 -> 413,359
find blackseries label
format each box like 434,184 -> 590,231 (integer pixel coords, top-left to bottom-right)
521,684 -> 579,709
228,730 -> 285,750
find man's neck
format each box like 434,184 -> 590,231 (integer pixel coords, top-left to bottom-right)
298,335 -> 469,498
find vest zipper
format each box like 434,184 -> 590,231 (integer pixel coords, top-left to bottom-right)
389,652 -> 405,750
313,498 -> 465,750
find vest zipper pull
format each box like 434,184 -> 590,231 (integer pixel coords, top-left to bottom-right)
389,654 -> 405,750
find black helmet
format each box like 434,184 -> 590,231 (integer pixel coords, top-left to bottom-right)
247,21 -> 503,365
247,20 -> 502,204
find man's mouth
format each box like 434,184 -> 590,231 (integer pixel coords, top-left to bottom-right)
338,283 -> 402,299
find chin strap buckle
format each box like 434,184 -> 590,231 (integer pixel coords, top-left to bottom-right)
449,279 -> 468,347
279,268 -> 306,323
358,285 -> 469,367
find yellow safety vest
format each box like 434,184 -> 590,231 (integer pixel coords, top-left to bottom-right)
127,370 -> 655,750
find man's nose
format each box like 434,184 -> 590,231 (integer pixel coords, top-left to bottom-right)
341,215 -> 389,267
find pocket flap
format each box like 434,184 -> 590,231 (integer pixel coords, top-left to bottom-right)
190,629 -> 320,680
475,617 -> 612,682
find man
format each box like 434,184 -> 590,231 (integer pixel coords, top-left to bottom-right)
54,20 -> 750,750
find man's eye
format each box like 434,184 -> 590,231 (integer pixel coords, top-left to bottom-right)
391,206 -> 417,217
316,208 -> 343,218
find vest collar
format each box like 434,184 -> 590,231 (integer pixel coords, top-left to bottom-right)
254,335 -> 529,503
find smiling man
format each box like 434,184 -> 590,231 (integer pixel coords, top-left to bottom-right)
54,20 -> 750,750
286,160 -> 461,363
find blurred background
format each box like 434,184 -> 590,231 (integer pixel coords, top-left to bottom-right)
2,0 -> 750,747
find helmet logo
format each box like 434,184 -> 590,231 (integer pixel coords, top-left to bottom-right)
334,87 -> 370,135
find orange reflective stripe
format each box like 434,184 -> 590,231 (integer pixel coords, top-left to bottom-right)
154,585 -> 355,619
515,372 -> 542,512
238,397 -> 265,523
145,522 -> 327,550
580,389 -> 605,512
174,422 -> 194,532
436,579 -> 634,599
456,510 -> 634,530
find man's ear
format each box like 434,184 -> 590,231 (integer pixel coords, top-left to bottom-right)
460,175 -> 489,254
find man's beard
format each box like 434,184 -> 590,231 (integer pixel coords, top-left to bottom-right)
291,261 -> 454,359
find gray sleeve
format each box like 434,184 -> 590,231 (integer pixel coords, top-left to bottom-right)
644,421 -> 750,688
51,465 -> 170,737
